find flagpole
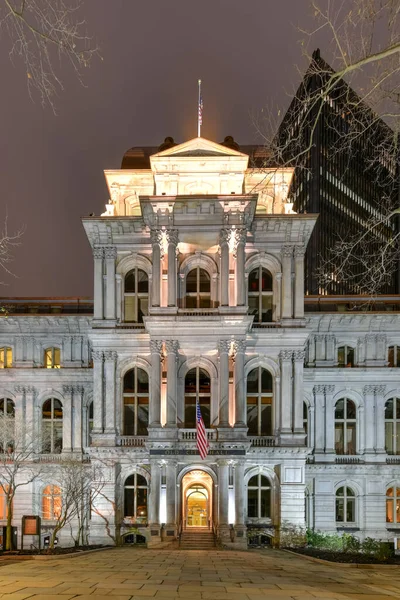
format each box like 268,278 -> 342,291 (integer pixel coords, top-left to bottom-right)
198,79 -> 201,137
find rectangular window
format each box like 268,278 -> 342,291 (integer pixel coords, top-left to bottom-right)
386,499 -> 394,523
346,424 -> 356,454
260,489 -> 271,518
247,489 -> 258,518
246,398 -> 258,436
137,399 -> 149,436
184,400 -> 196,429
260,398 -> 272,436
335,424 -> 344,454
386,422 -> 394,454
336,498 -> 344,522
124,296 -> 136,322
347,498 -> 355,522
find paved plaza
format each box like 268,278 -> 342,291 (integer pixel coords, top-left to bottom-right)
0,548 -> 399,600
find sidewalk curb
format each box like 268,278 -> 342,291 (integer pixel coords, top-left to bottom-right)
1,546 -> 113,561
282,549 -> 400,569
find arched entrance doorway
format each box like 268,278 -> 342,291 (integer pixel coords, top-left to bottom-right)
181,470 -> 213,529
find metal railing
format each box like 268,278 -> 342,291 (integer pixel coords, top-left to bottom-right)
118,436 -> 147,447
335,456 -> 364,464
248,436 -> 275,447
252,322 -> 282,328
178,429 -> 217,441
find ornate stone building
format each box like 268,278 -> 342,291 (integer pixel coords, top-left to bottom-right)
1,136 -> 400,548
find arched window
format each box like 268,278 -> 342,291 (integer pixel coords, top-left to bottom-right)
247,474 -> 271,519
185,268 -> 211,308
246,367 -> 273,436
388,346 -> 400,367
44,347 -> 60,369
87,402 -> 94,446
123,368 -> 149,436
0,399 -> 15,454
386,487 -> 400,523
248,267 -> 273,323
336,486 -> 356,523
184,367 -> 210,428
42,399 -> 63,453
124,268 -> 149,322
42,485 -> 62,520
337,346 -> 354,368
0,347 -> 12,369
335,399 -> 356,455
124,473 -> 148,521
385,398 -> 400,455
303,402 -> 309,446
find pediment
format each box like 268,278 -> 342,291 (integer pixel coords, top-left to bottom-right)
151,137 -> 248,159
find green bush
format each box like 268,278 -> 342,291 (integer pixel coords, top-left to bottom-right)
361,537 -> 380,555
280,524 -> 306,548
306,529 -> 343,551
342,533 -> 360,554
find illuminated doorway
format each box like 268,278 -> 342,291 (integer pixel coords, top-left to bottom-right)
181,470 -> 213,529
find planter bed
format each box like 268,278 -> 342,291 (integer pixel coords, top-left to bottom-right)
286,547 -> 400,565
1,545 -> 111,560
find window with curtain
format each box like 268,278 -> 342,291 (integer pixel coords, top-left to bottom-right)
42,485 -> 62,520
184,367 -> 210,428
124,473 -> 148,521
42,399 -> 63,453
124,268 -> 149,322
246,367 -> 273,436
335,398 -> 356,455
386,487 -> 400,524
123,368 -> 149,436
247,474 -> 271,519
0,347 -> 12,368
248,267 -> 273,323
336,486 -> 356,523
185,268 -> 211,308
44,347 -> 60,369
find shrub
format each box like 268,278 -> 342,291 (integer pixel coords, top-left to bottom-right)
280,523 -> 306,548
342,533 -> 360,554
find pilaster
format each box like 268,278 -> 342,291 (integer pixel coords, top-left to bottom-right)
104,246 -> 117,322
279,350 -> 293,442
219,229 -> 230,307
294,246 -> 305,318
281,245 -> 293,320
218,339 -> 230,428
150,230 -> 163,308
165,340 -> 179,432
93,247 -> 104,320
165,229 -> 178,308
149,340 -> 163,429
233,228 -> 247,307
233,339 -> 247,435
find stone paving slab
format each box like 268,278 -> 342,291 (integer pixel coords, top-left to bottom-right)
0,548 -> 399,599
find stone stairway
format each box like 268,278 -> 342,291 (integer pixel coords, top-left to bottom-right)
179,528 -> 216,550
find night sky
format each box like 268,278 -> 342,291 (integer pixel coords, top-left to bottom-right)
1,0 -> 331,298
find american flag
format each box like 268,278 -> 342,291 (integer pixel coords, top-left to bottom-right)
198,90 -> 203,126
196,401 -> 209,460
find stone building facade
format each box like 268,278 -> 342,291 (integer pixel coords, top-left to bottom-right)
1,136 -> 400,548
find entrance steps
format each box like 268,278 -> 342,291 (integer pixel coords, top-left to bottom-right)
180,528 -> 216,550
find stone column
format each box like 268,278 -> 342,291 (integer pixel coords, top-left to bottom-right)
324,385 -> 335,453
115,274 -> 122,322
14,386 -> 26,449
294,246 -> 305,318
218,340 -> 230,426
165,461 -> 177,535
375,385 -> 386,453
92,351 -> 104,435
233,339 -> 246,429
62,385 -> 73,453
281,245 -> 293,319
234,461 -> 245,527
293,350 -> 305,439
149,461 -> 161,526
219,229 -> 230,307
104,351 -> 117,436
93,247 -> 104,320
279,350 -> 293,436
166,340 -> 179,428
73,386 -> 84,451
166,230 -> 178,307
233,229 -> 247,307
149,341 -> 163,427
313,385 -> 326,453
151,230 -> 163,307
275,272 -> 282,321
363,385 -> 376,453
104,246 -> 117,320
218,460 -> 230,542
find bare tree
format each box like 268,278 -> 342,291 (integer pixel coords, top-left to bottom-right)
257,0 -> 399,296
0,216 -> 24,289
0,1 -> 98,110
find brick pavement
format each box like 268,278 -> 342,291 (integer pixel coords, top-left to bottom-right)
0,547 -> 399,600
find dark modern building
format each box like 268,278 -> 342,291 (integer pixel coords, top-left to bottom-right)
275,49 -> 399,295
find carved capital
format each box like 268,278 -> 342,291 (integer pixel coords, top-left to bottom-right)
232,228 -> 247,258
14,385 -> 26,395
294,245 -> 305,258
91,350 -> 103,362
293,350 -> 305,362
363,384 -> 386,396
313,385 -> 326,395
218,340 -> 231,354
279,349 -> 293,361
325,385 -> 335,395
63,385 -> 74,394
375,385 -> 386,395
232,339 -> 246,356
103,350 -> 117,361
165,229 -> 179,247
150,340 -> 163,355
93,247 -> 104,260
165,340 -> 179,354
219,228 -> 231,247
104,246 -> 117,260
281,245 -> 293,258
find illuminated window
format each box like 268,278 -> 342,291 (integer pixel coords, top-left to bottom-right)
303,402 -> 309,446
124,474 -> 148,520
42,399 -> 63,453
386,487 -> 400,524
124,268 -> 148,323
248,267 -> 273,323
388,346 -> 400,367
0,399 -> 15,454
88,402 -> 94,445
337,346 -> 354,368
123,368 -> 149,436
385,398 -> 400,455
42,485 -> 62,520
246,368 -> 273,436
0,486 -> 11,520
335,399 -> 356,455
336,487 -> 356,523
184,367 -> 210,428
185,268 -> 211,308
44,347 -> 60,369
0,347 -> 12,368
247,474 -> 271,519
